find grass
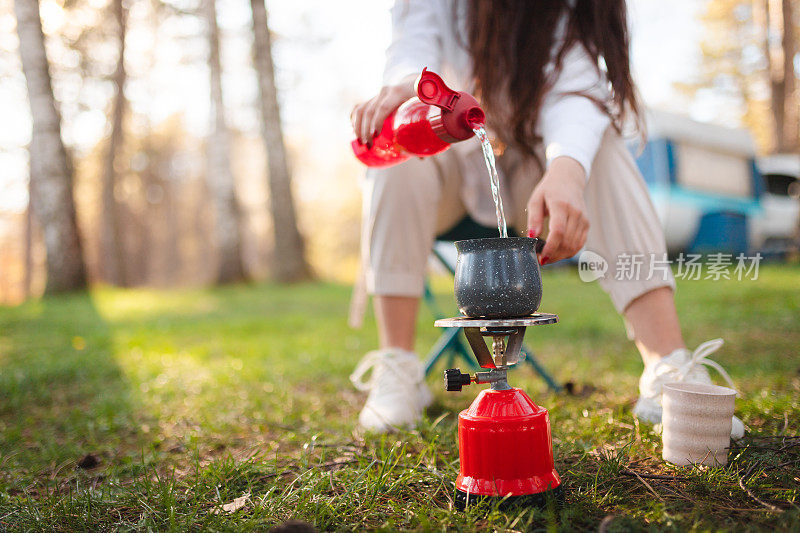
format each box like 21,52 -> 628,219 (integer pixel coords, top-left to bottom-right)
0,264 -> 798,531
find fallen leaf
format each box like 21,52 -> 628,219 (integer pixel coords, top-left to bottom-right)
211,493 -> 250,514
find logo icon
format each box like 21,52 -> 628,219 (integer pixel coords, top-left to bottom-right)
578,250 -> 608,282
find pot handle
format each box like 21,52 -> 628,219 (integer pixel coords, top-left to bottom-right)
532,237 -> 546,255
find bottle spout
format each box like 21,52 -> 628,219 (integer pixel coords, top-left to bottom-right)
464,106 -> 486,129
415,68 -> 485,141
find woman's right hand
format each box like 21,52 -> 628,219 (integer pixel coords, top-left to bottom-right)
350,78 -> 416,144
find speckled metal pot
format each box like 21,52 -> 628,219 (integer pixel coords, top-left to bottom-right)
453,237 -> 545,318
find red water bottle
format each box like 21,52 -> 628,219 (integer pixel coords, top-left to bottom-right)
352,68 -> 486,168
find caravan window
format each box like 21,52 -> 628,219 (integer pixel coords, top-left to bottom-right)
676,143 -> 752,198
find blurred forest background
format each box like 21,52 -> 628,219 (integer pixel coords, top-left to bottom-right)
0,0 -> 798,304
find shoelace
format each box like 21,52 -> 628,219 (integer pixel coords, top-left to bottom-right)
349,350 -> 422,392
659,338 -> 738,394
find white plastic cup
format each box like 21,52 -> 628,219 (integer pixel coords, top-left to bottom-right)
661,382 -> 736,466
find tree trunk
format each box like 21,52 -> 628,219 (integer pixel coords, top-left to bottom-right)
764,0 -> 785,152
14,0 -> 86,293
23,192 -> 34,297
204,0 -> 247,284
764,0 -> 799,153
778,0 -> 797,152
250,0 -> 311,282
100,0 -> 129,286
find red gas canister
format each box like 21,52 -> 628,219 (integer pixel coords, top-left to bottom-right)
455,388 -> 561,509
352,68 -> 485,167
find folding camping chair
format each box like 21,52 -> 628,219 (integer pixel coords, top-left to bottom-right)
422,217 -> 562,392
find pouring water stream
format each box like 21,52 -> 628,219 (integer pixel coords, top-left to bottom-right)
473,126 -> 508,238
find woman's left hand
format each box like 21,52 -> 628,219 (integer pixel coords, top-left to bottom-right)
526,156 -> 589,264
350,78 -> 416,145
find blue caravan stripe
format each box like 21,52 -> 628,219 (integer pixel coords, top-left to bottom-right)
630,138 -> 672,186
651,139 -> 671,186
665,140 -> 678,185
689,212 -> 749,254
750,159 -> 764,199
665,186 -> 762,215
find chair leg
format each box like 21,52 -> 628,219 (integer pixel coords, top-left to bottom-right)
424,327 -> 460,375
455,337 -> 478,369
424,327 -> 480,375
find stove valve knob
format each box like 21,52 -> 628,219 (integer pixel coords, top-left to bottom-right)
444,368 -> 472,392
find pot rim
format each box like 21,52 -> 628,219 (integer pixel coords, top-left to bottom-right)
454,236 -> 542,252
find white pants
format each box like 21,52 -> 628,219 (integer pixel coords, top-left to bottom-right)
360,128 -> 675,314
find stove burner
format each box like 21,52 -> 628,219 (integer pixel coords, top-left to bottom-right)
435,313 -> 558,370
436,312 -> 562,510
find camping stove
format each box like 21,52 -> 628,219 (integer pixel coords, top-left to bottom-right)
435,314 -> 562,510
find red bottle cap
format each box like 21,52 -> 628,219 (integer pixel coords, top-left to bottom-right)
415,68 -> 485,141
416,68 -> 460,111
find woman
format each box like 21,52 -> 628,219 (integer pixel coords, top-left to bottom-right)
349,0 -> 743,437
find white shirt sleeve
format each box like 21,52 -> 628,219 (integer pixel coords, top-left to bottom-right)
382,0 -> 443,86
539,43 -> 611,179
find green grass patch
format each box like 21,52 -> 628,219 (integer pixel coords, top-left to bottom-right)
0,265 -> 798,530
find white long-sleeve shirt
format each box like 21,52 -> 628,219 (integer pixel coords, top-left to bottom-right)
383,0 -> 611,177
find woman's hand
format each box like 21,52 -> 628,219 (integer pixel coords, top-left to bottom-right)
526,156 -> 589,265
350,78 -> 416,144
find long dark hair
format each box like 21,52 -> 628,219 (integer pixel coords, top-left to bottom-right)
465,0 -> 641,160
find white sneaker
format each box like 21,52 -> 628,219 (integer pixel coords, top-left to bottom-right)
349,349 -> 432,432
633,339 -> 745,439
